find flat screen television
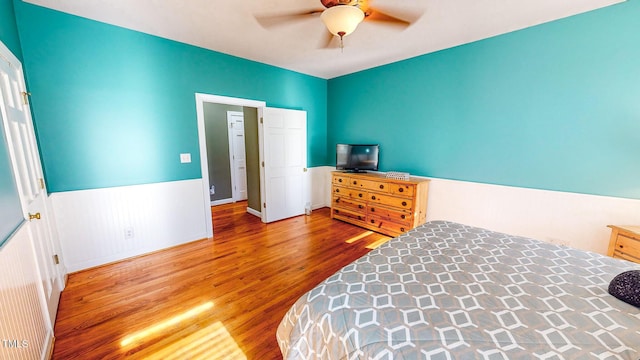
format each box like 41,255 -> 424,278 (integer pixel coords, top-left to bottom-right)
336,144 -> 379,172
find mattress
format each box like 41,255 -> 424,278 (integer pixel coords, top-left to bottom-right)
277,221 -> 640,359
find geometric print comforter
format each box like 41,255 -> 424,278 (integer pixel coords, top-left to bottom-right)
277,221 -> 640,359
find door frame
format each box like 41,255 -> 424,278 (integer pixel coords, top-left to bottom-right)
195,93 -> 265,237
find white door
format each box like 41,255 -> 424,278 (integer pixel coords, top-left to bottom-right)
227,111 -> 247,201
260,107 -> 308,223
0,44 -> 63,327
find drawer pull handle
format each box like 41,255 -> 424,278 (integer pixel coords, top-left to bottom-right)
371,219 -> 375,224
399,188 -> 404,193
339,179 -> 342,183
402,201 -> 407,206
401,227 -> 405,232
335,210 -> 340,214
358,205 -> 363,209
353,181 -> 357,185
358,216 -> 362,220
358,193 -> 363,198
401,215 -> 406,219
371,195 -> 376,200
335,198 -> 340,203
370,208 -> 375,212
336,189 -> 340,193
379,184 -> 384,189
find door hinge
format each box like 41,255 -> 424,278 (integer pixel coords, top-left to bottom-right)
261,161 -> 264,167
21,91 -> 31,105
263,202 -> 266,208
53,254 -> 60,265
303,168 -> 308,172
39,178 -> 45,189
260,117 -> 263,124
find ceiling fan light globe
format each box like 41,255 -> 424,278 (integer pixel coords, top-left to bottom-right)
321,5 -> 365,37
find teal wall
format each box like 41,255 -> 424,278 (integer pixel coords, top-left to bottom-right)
7,0 -> 640,200
13,2 -> 327,192
0,0 -> 21,60
0,0 -> 24,247
328,0 -> 640,199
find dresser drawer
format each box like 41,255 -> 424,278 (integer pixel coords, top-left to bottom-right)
368,193 -> 413,210
354,179 -> 390,193
367,215 -> 410,235
332,186 -> 367,200
333,196 -> 366,213
368,204 -> 412,226
332,207 -> 366,224
613,235 -> 640,260
388,183 -> 415,197
333,175 -> 350,186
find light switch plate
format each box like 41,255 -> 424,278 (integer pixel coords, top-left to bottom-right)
180,153 -> 191,163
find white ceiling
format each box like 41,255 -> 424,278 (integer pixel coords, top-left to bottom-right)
24,0 -> 624,79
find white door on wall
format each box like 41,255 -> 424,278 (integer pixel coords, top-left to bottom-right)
227,111 -> 247,201
260,107 -> 308,223
0,44 -> 64,327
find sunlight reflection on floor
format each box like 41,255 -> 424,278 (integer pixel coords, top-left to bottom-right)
366,235 -> 392,249
344,230 -> 391,249
120,301 -> 247,359
121,302 -> 215,347
141,321 -> 246,360
345,231 -> 374,243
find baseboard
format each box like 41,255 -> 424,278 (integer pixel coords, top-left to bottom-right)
246,207 -> 261,218
66,237 -> 212,275
211,198 -> 233,206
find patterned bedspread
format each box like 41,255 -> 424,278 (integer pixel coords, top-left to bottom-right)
277,221 -> 640,359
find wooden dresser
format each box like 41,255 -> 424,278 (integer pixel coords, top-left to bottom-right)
607,225 -> 640,264
331,171 -> 430,237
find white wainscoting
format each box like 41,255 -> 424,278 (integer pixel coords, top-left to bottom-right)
0,223 -> 52,360
51,179 -> 209,273
310,166 -> 332,210
426,178 -> 640,255
317,167 -> 640,255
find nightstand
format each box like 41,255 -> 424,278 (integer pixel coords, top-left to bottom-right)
607,225 -> 640,264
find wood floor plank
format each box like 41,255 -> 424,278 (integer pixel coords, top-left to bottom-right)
52,203 -> 390,359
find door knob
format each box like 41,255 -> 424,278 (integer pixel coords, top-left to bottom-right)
29,212 -> 41,221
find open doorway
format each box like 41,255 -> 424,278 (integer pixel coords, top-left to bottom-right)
196,93 -> 309,238
196,94 -> 266,237
201,104 -> 258,211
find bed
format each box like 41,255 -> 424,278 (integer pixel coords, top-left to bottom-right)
277,221 -> 640,359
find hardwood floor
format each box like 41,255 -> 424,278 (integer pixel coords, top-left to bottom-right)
52,202 -> 390,359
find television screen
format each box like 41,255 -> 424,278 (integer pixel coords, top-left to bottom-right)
336,144 -> 379,172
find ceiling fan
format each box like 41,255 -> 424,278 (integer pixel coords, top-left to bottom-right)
255,0 -> 421,49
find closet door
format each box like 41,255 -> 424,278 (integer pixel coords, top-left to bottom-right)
0,42 -> 64,328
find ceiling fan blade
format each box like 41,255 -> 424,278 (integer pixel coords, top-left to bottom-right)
364,7 -> 418,27
255,9 -> 324,28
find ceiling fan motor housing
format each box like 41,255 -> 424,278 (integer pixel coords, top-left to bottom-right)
321,0 -> 359,9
